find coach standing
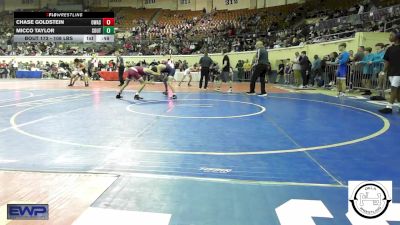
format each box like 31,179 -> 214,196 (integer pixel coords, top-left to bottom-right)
115,51 -> 125,86
300,51 -> 310,88
199,52 -> 213,89
247,41 -> 268,96
379,30 -> 400,114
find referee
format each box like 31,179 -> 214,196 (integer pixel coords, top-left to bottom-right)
115,51 -> 125,86
379,30 -> 400,114
199,52 -> 213,89
247,41 -> 268,96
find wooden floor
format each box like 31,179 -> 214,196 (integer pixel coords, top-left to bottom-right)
0,171 -> 117,225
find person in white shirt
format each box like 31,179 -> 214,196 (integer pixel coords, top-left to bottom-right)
178,64 -> 199,87
358,4 -> 365,14
10,58 -> 18,78
292,52 -> 302,87
68,58 -> 89,87
91,56 -> 99,79
167,59 -> 175,68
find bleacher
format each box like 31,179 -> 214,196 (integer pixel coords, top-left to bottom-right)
0,0 -> 398,56
116,8 -> 159,28
157,9 -> 202,26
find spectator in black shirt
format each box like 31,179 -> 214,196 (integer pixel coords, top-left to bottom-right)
215,52 -> 232,93
379,30 -> 400,114
115,51 -> 125,86
299,51 -> 310,87
235,60 -> 244,82
276,60 -> 285,84
330,52 -> 338,62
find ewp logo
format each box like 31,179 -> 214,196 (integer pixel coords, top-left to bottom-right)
7,204 -> 49,220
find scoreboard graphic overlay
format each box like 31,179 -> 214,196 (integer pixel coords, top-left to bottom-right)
13,12 -> 115,43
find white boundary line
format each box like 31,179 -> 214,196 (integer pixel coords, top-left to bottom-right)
114,172 -> 347,188
0,107 -> 85,134
7,95 -> 390,155
0,91 -> 36,103
126,99 -> 266,119
0,93 -> 89,108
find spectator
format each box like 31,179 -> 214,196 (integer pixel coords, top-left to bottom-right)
349,50 -> 354,62
0,60 -> 8,78
354,46 -> 365,62
372,43 -> 385,75
299,51 -> 310,88
357,47 -> 374,95
108,60 -> 116,71
311,55 -> 322,86
330,52 -> 338,62
358,4 -> 365,14
292,52 -> 302,87
243,59 -> 252,80
336,43 -> 350,96
235,60 -> 244,82
215,51 -> 232,92
351,46 -> 365,87
115,51 -> 125,86
373,43 -> 386,98
210,62 -> 220,82
284,59 -> 292,85
276,60 -> 285,84
10,58 -> 18,78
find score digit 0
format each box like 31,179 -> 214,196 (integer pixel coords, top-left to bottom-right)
102,18 -> 115,26
103,26 -> 115,34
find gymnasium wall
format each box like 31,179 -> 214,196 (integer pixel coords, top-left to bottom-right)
211,0 -> 302,10
42,0 -> 58,7
287,0 -> 304,4
358,32 -> 391,50
88,0 -> 109,7
176,0 -> 213,11
177,0 -> 195,10
250,0 -> 257,9
142,0 -> 178,10
86,0 -> 139,8
0,32 -> 390,70
265,0 -> 285,7
256,0 -> 265,8
212,0 -> 251,10
108,0 -> 138,7
211,0 -> 303,10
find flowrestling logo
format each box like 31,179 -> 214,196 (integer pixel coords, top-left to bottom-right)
346,181 -> 400,225
276,181 -> 400,225
349,181 -> 391,219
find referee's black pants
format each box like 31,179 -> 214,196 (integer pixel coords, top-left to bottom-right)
301,69 -> 308,86
199,67 -> 210,89
118,66 -> 125,85
249,64 -> 268,94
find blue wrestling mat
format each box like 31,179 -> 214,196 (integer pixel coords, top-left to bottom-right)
0,89 -> 399,225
